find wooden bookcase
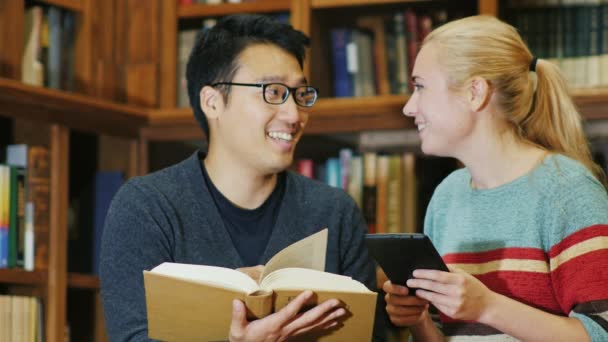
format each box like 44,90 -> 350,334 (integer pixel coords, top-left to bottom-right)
2,0 -> 608,341
146,0 -> 608,143
0,1 -> 146,341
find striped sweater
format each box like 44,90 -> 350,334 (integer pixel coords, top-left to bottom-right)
425,154 -> 608,341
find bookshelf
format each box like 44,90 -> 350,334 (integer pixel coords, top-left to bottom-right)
0,76 -> 145,341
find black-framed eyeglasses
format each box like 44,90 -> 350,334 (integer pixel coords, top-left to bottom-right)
211,82 -> 319,107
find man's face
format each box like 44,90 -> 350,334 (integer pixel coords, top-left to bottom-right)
208,43 -> 310,175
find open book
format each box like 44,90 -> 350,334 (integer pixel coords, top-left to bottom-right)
144,229 -> 377,342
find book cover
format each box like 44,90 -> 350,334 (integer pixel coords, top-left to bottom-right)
144,229 -> 377,342
92,171 -> 124,274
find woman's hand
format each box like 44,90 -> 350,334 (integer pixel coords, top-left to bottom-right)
407,266 -> 495,321
383,280 -> 430,327
229,290 -> 346,342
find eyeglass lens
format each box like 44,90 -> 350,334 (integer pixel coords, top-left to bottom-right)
263,84 -> 317,107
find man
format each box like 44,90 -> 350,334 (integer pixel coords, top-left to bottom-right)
100,14 -> 381,341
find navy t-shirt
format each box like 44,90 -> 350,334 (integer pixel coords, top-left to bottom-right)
201,161 -> 285,266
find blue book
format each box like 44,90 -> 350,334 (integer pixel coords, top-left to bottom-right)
330,29 -> 352,97
47,6 -> 62,89
325,158 -> 341,188
92,171 -> 124,274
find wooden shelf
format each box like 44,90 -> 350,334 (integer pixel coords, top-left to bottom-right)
143,88 -> 608,140
178,0 -> 291,18
67,273 -> 100,290
37,0 -> 83,12
0,269 -> 47,285
0,78 -> 148,138
144,94 -> 412,140
571,88 -> 608,120
312,0 -> 422,9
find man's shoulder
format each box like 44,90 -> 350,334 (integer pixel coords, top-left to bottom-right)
123,152 -> 200,198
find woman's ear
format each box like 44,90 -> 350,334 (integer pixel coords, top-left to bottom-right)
200,86 -> 222,120
468,77 -> 491,112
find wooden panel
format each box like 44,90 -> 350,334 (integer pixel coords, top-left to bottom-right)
478,0 -> 498,16
128,139 -> 140,178
67,273 -> 100,289
13,119 -> 51,146
94,292 -> 109,342
98,135 -> 135,177
138,138 -> 149,175
311,0 -> 425,9
0,269 -> 47,285
126,63 -> 159,107
0,77 -> 147,137
38,0 -> 83,12
160,0 -> 178,108
47,124 -> 69,342
0,0 -> 25,79
125,0 -> 160,107
291,0 -> 312,81
178,0 -> 291,18
74,0 -> 94,95
127,0 -> 159,63
142,89 -> 608,140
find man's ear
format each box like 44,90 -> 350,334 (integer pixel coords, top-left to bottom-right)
200,86 -> 222,120
468,77 -> 491,112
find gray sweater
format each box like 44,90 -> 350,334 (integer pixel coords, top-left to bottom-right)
100,151 -> 382,341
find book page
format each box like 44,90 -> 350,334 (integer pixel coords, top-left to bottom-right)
260,228 -> 328,280
260,267 -> 371,293
150,262 -> 259,294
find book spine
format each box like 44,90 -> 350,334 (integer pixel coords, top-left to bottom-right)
330,29 -> 352,97
27,147 -> 50,271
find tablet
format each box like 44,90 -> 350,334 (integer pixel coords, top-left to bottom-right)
364,233 -> 449,287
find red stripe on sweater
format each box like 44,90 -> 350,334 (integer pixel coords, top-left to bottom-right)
443,247 -> 547,264
439,270 -> 562,324
550,249 -> 608,313
549,224 -> 608,257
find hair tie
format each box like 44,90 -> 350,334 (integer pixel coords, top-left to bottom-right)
529,56 -> 538,72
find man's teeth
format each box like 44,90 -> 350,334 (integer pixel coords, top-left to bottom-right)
417,124 -> 426,132
268,131 -> 293,141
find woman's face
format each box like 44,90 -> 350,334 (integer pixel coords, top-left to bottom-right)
403,43 -> 477,158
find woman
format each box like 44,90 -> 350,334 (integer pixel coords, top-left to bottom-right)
384,15 -> 608,341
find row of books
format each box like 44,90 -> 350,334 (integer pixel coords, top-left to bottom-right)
505,0 -> 608,88
176,12 -> 290,108
0,145 -> 49,271
330,9 -> 448,98
0,295 -> 44,342
296,149 -> 419,234
21,5 -> 76,91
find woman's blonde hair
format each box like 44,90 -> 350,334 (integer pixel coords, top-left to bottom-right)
423,15 -> 606,186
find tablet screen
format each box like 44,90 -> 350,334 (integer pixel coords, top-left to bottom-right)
365,233 -> 448,287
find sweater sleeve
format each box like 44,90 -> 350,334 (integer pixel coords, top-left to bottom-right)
100,180 -> 175,342
548,176 -> 608,341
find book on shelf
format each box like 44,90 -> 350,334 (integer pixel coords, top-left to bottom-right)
92,171 -> 124,275
144,228 -> 377,342
27,146 -> 50,271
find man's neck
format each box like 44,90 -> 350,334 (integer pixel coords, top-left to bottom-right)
203,150 -> 278,210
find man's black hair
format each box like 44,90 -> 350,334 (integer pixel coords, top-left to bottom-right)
186,14 -> 310,138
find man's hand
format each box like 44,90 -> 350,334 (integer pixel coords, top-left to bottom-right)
229,290 -> 346,342
236,265 -> 264,283
383,280 -> 430,327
